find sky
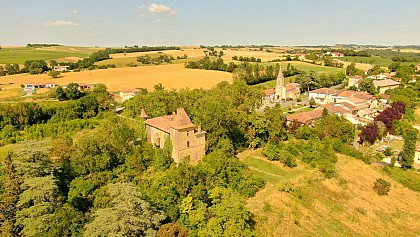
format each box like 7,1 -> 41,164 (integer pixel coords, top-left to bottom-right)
1,0 -> 419,47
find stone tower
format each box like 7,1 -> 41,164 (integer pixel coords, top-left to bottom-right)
144,108 -> 206,164
275,66 -> 286,102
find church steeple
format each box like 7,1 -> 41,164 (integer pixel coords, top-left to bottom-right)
276,66 -> 285,87
275,66 -> 286,102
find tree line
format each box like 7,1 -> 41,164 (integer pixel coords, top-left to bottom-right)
185,57 -> 301,85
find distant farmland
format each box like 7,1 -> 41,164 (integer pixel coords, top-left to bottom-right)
0,64 -> 233,94
0,46 -> 102,64
339,56 -> 415,67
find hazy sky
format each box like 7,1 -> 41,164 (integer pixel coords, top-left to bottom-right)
1,0 -> 419,46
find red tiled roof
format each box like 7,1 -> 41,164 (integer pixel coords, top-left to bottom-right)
286,83 -> 301,94
310,88 -> 338,95
321,103 -> 348,115
346,96 -> 367,105
263,88 -> 275,96
286,109 -> 323,124
145,108 -> 195,133
373,79 -> 400,87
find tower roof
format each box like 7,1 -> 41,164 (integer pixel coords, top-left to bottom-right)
144,107 -> 195,133
171,108 -> 194,129
139,109 -> 148,119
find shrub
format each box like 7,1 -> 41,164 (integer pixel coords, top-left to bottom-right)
383,147 -> 393,156
373,178 -> 391,195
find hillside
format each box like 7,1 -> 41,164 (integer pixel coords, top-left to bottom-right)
239,150 -> 420,237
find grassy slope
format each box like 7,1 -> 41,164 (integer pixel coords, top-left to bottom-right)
0,46 -> 100,64
238,150 -> 420,237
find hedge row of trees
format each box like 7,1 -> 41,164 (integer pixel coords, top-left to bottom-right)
185,57 -> 302,85
295,71 -> 346,92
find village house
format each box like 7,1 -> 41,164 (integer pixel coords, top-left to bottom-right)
308,88 -> 338,104
347,75 -> 363,88
53,65 -> 70,71
144,108 -> 206,164
119,88 -> 140,102
286,108 -> 324,126
331,52 -> 345,57
373,79 -> 400,94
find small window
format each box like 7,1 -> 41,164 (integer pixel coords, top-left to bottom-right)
186,131 -> 190,137
187,141 -> 190,148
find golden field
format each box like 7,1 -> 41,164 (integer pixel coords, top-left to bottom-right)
0,64 -> 232,93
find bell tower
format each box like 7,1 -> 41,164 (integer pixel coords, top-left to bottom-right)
275,66 -> 286,102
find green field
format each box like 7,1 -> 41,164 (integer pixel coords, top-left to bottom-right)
277,61 -> 345,74
340,56 -> 414,67
0,46 -> 100,64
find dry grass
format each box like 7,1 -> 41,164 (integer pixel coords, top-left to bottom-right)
244,152 -> 420,236
0,64 -> 232,93
0,88 -> 22,98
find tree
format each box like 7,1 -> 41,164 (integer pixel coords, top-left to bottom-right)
346,62 -> 363,76
179,187 -> 255,237
48,70 -> 61,78
0,153 -> 22,237
16,176 -> 61,236
400,128 -> 417,169
157,223 -> 189,237
55,86 -> 67,101
358,78 -> 377,94
83,183 -> 165,237
373,178 -> 391,195
359,124 -> 378,144
0,66 -> 5,76
66,82 -> 82,100
309,98 -> 316,108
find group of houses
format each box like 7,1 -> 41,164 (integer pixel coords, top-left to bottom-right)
24,82 -> 96,91
287,88 -> 383,126
347,73 -> 401,94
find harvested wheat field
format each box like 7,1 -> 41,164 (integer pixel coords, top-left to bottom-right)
110,47 -> 206,59
241,151 -> 420,237
0,64 -> 232,93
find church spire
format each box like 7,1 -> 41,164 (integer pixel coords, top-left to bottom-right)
276,66 -> 284,87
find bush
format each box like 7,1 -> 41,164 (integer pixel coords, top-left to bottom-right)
373,178 -> 391,195
383,147 -> 393,156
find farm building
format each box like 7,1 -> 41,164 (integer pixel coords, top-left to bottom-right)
144,108 -> 206,164
119,88 -> 140,102
53,65 -> 70,71
25,82 -> 57,90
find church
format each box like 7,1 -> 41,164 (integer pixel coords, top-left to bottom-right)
262,67 -> 301,104
142,108 -> 206,164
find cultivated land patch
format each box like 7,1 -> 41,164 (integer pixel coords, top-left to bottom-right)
0,64 -> 232,93
0,46 -> 100,64
339,56 -> 415,67
239,150 -> 420,236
